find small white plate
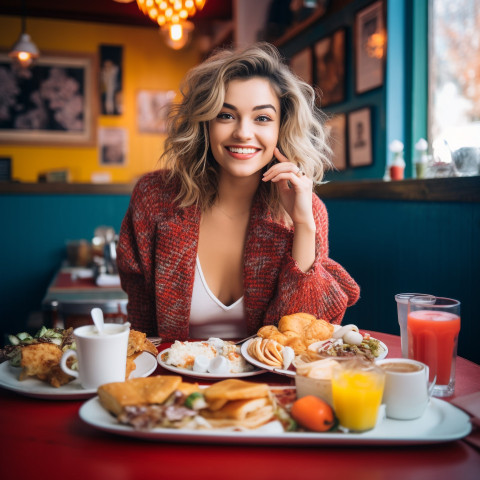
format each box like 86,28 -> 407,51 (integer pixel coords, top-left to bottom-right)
79,394 -> 471,446
241,337 -> 389,377
0,352 -> 157,400
158,348 -> 266,379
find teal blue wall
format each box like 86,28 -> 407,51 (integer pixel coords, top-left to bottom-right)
324,198 -> 480,364
279,0 -> 427,182
0,193 -> 130,343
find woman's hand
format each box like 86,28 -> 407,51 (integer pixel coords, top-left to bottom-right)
262,147 -> 315,228
262,147 -> 316,272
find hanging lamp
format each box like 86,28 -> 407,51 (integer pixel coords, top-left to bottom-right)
9,0 -> 39,68
135,0 -> 206,50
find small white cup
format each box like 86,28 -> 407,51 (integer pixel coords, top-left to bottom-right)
60,323 -> 130,390
377,358 -> 435,420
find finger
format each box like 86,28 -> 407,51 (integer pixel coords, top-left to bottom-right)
274,147 -> 289,163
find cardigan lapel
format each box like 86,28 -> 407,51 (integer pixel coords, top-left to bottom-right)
155,204 -> 200,340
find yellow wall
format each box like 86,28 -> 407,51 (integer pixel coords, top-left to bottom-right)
0,15 -> 200,183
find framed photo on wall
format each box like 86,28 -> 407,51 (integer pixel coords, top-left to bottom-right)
348,108 -> 373,167
99,45 -> 123,116
98,127 -> 127,166
290,47 -> 313,84
0,52 -> 97,145
314,29 -> 346,107
355,0 -> 386,94
325,114 -> 347,171
137,90 -> 176,134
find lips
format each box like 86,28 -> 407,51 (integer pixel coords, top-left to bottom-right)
225,146 -> 261,159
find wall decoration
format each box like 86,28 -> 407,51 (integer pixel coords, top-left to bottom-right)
98,127 -> 127,166
314,28 -> 346,107
355,0 -> 385,94
290,47 -> 313,84
0,52 -> 97,145
137,90 -> 176,134
325,114 -> 347,171
99,45 -> 123,116
348,108 -> 372,167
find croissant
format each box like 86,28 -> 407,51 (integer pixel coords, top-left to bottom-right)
257,325 -> 288,345
303,319 -> 335,346
278,313 -> 316,336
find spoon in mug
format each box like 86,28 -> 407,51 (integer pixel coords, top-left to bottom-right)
91,307 -> 105,335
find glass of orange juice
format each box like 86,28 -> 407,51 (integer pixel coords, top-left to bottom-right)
407,296 -> 461,397
331,358 -> 385,432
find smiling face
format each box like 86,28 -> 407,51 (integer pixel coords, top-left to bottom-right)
208,77 -> 281,179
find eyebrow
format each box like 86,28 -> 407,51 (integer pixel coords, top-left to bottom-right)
223,102 -> 277,113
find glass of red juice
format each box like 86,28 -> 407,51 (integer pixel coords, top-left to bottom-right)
407,296 -> 461,397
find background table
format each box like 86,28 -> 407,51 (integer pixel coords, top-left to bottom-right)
1,332 -> 479,480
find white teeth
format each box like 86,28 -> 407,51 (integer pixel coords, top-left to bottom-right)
228,147 -> 257,154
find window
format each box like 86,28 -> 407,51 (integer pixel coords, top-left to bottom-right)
429,0 -> 480,175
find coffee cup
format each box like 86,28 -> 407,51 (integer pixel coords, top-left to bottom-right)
60,322 -> 130,389
377,358 -> 435,420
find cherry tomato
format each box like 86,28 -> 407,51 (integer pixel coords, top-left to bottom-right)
290,395 -> 337,432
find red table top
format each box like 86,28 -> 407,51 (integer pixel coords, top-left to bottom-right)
1,331 -> 479,480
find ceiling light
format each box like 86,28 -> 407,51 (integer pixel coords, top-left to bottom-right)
135,0 -> 206,49
9,1 -> 39,68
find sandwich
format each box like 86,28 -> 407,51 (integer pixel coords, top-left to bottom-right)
201,379 -> 275,429
97,376 -> 276,431
98,375 -> 204,430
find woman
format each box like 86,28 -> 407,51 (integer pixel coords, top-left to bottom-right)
117,43 -> 359,341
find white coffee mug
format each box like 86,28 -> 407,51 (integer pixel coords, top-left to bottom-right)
60,322 -> 130,389
377,358 -> 435,420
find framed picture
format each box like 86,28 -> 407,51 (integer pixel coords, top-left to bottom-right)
98,127 -> 127,166
137,90 -> 176,134
0,52 -> 97,145
348,108 -> 372,167
325,114 -> 347,171
355,0 -> 386,94
290,47 -> 313,84
99,45 -> 123,116
314,29 -> 346,107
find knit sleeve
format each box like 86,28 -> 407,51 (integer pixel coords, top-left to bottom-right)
264,195 -> 360,325
117,176 -> 157,335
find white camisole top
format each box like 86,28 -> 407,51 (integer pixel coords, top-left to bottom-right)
189,256 -> 247,339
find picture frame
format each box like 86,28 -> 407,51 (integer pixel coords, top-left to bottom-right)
99,45 -> 123,116
98,127 -> 127,166
0,52 -> 97,146
354,0 -> 386,94
314,28 -> 346,107
325,114 -> 347,171
137,90 -> 176,134
348,108 -> 373,167
290,47 -> 313,84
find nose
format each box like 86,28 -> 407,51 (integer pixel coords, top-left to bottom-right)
233,119 -> 253,140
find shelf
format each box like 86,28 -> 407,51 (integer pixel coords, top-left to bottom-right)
2,176 -> 479,202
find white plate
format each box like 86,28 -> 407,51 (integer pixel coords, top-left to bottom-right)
158,348 -> 266,379
79,394 -> 471,446
241,337 -> 389,377
0,352 -> 157,400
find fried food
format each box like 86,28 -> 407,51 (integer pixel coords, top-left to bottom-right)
127,330 -> 158,357
201,379 -> 274,429
98,375 -> 183,416
19,343 -> 63,381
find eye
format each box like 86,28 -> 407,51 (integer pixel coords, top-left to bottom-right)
256,115 -> 273,122
217,112 -> 234,120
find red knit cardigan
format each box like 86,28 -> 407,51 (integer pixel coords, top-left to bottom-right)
117,170 -> 360,341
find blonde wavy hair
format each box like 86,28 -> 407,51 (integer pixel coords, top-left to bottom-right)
162,42 -> 332,218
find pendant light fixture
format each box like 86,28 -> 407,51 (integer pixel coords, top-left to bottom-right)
135,0 -> 206,50
9,0 -> 39,68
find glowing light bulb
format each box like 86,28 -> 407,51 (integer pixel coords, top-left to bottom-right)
169,23 -> 183,41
